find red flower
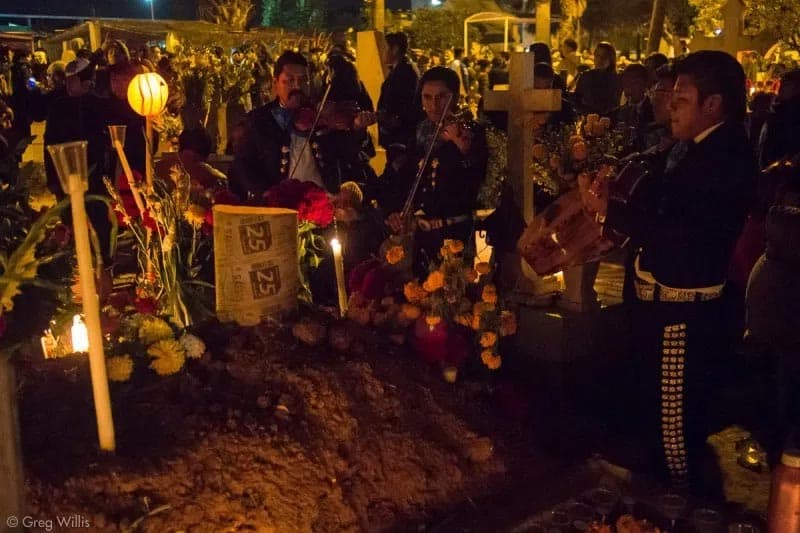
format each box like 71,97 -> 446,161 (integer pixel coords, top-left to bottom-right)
48,224 -> 71,247
263,179 -> 334,227
134,297 -> 158,315
116,169 -> 143,193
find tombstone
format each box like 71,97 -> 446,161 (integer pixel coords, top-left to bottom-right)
356,30 -> 388,174
482,52 -> 560,297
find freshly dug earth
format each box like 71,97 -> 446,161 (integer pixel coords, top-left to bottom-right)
17,321 -> 548,532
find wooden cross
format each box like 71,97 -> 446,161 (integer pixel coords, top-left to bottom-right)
483,52 -> 562,224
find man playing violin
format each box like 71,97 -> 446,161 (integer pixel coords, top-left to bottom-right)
229,50 -> 376,201
382,67 -> 488,270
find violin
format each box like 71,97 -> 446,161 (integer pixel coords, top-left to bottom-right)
291,96 -> 377,134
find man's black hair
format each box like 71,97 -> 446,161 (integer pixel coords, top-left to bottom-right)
453,47 -> 464,59
385,32 -> 409,56
645,52 -> 669,73
621,63 -> 649,82
529,42 -> 552,65
674,50 -> 747,123
563,38 -> 578,52
419,66 -> 460,97
533,62 -> 555,81
274,50 -> 308,78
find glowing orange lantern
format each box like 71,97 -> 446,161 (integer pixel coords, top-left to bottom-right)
127,72 -> 169,117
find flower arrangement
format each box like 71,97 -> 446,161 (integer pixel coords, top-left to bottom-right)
105,164 -> 222,328
101,311 -> 206,382
344,237 -> 517,376
531,114 -> 630,197
263,179 -> 335,302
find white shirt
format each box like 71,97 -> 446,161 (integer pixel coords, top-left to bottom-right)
288,132 -> 324,189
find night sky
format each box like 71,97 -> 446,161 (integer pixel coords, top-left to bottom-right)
1,0 -> 199,21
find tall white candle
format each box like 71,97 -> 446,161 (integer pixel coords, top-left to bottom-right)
330,238 -> 348,318
67,173 -> 116,451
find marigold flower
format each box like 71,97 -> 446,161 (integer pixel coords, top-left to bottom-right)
138,317 -> 174,345
475,262 -> 491,275
471,314 -> 482,330
401,303 -> 422,321
184,204 -> 207,228
481,349 -> 502,370
385,245 -> 405,265
464,268 -> 479,283
403,281 -> 425,303
482,284 -> 498,304
480,331 -> 498,348
500,310 -> 518,336
425,315 -> 442,327
106,355 -> 134,382
422,270 -> 445,292
571,141 -> 588,161
147,339 -> 186,376
179,333 -> 206,359
446,240 -> 465,254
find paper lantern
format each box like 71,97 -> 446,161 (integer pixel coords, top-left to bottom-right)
127,72 -> 169,117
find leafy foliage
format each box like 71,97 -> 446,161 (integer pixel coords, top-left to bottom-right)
749,0 -> 800,52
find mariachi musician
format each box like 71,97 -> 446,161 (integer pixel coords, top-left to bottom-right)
382,67 -> 488,270
581,51 -> 756,497
229,50 -> 376,201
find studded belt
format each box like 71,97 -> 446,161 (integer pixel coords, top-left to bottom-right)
635,279 -> 723,303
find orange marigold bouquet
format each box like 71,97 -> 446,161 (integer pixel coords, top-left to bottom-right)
400,239 -> 516,373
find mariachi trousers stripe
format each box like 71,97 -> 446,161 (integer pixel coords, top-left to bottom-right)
661,322 -> 689,487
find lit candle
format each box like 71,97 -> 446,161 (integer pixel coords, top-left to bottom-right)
71,315 -> 89,353
554,270 -> 565,290
330,238 -> 348,318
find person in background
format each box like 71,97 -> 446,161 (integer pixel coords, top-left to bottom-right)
612,63 -> 655,152
377,32 -> 420,152
644,52 -> 669,88
533,62 -> 577,132
642,64 -> 677,152
758,69 -> 800,169
574,42 -> 621,116
748,91 -> 774,150
559,38 -> 580,85
447,47 -> 469,101
155,126 -> 226,189
582,50 -> 756,498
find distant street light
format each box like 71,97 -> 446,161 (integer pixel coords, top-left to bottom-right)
146,0 -> 154,20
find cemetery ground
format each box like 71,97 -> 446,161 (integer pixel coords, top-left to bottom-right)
15,299 -> 772,532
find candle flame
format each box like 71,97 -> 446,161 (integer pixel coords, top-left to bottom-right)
71,314 -> 89,353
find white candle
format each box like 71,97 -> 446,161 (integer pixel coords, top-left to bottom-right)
71,315 -> 89,352
67,173 -> 116,451
330,238 -> 348,318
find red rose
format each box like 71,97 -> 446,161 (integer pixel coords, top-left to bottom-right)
48,223 -> 71,247
264,179 -> 334,227
134,297 -> 158,315
116,169 -> 144,193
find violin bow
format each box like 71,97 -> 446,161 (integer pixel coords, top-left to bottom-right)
289,81 -> 332,181
399,93 -> 453,226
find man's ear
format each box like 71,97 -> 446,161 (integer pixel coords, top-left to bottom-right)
704,93 -> 723,117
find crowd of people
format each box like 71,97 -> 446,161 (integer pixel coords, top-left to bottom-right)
2,29 -> 800,501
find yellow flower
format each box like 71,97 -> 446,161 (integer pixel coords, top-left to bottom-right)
446,239 -> 465,254
147,339 -> 186,376
138,317 -> 174,345
480,331 -> 498,348
184,204 -> 207,228
106,355 -> 134,382
425,315 -> 442,327
403,281 -> 425,303
482,284 -> 498,305
401,303 -> 422,320
385,245 -> 405,265
500,310 -> 518,337
422,270 -> 445,292
481,349 -> 502,370
475,262 -> 491,275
